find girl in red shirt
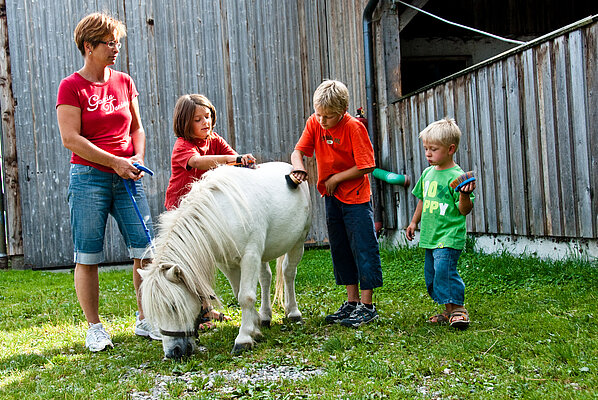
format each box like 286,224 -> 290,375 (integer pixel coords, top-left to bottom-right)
164,94 -> 255,327
164,94 -> 255,210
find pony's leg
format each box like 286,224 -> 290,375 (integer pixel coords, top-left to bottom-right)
232,251 -> 261,354
221,266 -> 241,300
258,261 -> 272,327
282,243 -> 304,322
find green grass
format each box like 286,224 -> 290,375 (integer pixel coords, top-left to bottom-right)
1,244 -> 597,399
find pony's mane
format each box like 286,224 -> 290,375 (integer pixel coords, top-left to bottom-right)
145,166 -> 251,324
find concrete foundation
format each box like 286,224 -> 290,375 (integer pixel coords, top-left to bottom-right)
386,230 -> 598,262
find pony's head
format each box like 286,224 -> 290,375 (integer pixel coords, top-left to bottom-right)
139,263 -> 207,359
139,165 -> 252,359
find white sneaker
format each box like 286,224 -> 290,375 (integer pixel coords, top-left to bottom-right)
85,323 -> 114,352
135,312 -> 162,341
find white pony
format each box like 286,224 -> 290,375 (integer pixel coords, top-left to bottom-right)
139,162 -> 311,359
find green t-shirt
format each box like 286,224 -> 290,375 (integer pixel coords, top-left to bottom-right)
412,165 -> 474,250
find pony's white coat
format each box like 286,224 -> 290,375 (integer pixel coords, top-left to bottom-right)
139,162 -> 311,358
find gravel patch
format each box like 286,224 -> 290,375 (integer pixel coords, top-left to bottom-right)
125,364 -> 325,399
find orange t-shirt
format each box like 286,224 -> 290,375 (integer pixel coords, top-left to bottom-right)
294,113 -> 375,204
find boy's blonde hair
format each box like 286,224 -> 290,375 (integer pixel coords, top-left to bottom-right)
419,117 -> 462,148
74,12 -> 126,57
313,80 -> 349,115
173,94 -> 217,141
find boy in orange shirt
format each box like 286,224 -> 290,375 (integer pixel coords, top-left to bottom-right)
290,80 -> 382,327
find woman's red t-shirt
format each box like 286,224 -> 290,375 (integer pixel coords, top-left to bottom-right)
56,69 -> 138,173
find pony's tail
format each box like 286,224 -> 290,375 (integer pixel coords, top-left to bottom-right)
273,255 -> 286,310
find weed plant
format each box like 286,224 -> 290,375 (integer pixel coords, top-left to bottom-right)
0,244 -> 596,399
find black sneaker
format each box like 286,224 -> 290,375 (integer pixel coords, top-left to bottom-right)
339,304 -> 379,327
325,301 -> 357,324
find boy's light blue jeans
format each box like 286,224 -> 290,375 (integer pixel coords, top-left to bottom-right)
424,247 -> 465,305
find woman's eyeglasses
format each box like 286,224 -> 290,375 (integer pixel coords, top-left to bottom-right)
99,41 -> 122,50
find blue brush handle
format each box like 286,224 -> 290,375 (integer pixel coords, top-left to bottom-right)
123,163 -> 153,245
455,177 -> 476,192
133,162 -> 154,176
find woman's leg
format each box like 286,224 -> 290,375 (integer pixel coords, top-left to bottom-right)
74,263 -> 100,324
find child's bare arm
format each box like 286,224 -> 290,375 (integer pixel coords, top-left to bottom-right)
290,150 -> 308,182
457,181 -> 476,215
405,200 -> 423,241
325,166 -> 375,196
188,154 -> 238,170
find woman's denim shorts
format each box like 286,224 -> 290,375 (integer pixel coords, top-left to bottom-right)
67,164 -> 154,265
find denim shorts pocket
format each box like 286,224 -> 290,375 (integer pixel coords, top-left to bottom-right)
70,164 -> 95,183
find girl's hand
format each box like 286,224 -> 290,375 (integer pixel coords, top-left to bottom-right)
241,153 -> 256,167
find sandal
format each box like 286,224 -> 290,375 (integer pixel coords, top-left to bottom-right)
449,307 -> 470,330
427,311 -> 450,324
198,306 -> 231,330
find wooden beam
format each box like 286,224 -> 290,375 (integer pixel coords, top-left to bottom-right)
398,0 -> 429,32
0,0 -> 23,258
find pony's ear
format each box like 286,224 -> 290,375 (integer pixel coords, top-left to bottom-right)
164,265 -> 183,283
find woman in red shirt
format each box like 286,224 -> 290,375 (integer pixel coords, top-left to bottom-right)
56,12 -> 158,352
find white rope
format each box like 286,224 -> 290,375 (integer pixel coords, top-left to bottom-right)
396,0 -> 527,45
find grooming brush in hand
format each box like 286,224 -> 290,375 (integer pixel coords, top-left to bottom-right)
450,171 -> 476,192
227,156 -> 256,169
285,170 -> 306,189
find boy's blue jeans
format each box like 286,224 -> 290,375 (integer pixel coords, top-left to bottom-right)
68,164 -> 154,265
325,196 -> 382,290
424,247 -> 465,306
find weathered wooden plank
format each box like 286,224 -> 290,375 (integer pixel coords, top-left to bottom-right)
0,0 -> 23,258
535,41 -> 561,236
453,76 -> 478,231
504,56 -> 528,236
521,48 -> 547,236
393,103 -> 410,228
465,74 -> 487,232
568,30 -> 593,238
489,62 -> 512,233
552,36 -> 577,237
476,68 -> 498,233
434,85 -> 445,120
584,23 -> 598,237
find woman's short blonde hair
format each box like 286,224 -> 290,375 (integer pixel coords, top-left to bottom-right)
419,117 -> 462,149
313,80 -> 349,115
172,94 -> 217,141
74,12 -> 126,56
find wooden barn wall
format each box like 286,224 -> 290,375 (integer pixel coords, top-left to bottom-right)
2,0 -> 368,268
375,18 -> 598,239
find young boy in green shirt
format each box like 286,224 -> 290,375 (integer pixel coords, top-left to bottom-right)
406,118 -> 476,329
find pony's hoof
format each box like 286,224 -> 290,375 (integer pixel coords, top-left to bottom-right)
260,320 -> 271,328
231,342 -> 253,355
285,316 -> 304,325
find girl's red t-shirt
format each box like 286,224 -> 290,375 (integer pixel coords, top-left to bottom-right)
164,134 -> 236,210
56,69 -> 138,173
